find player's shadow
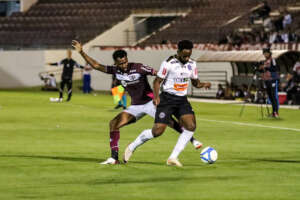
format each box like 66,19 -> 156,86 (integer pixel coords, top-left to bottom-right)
129,161 -> 166,166
89,177 -> 194,185
254,158 -> 300,163
0,154 -> 101,163
89,175 -> 239,185
237,157 -> 300,164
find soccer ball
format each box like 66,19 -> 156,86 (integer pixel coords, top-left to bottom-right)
200,146 -> 218,164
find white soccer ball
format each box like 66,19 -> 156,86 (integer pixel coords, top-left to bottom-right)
200,146 -> 218,164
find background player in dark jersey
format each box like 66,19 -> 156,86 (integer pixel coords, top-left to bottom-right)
47,49 -> 83,102
72,40 -> 203,165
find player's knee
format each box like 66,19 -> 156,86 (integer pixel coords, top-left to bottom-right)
151,128 -> 162,137
109,119 -> 118,130
152,130 -> 163,137
184,123 -> 196,132
152,125 -> 166,137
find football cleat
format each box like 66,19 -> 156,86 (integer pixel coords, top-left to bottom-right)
192,140 -> 203,150
166,158 -> 183,167
123,144 -> 133,163
99,157 -> 120,165
273,112 -> 279,118
114,104 -> 123,109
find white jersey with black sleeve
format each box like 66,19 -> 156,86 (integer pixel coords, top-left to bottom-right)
157,56 -> 198,96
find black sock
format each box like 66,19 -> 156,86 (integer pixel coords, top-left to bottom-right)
111,150 -> 118,160
190,137 -> 195,143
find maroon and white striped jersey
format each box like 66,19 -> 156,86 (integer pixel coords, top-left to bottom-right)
105,63 -> 155,105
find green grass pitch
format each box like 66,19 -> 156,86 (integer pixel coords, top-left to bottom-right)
0,90 -> 300,200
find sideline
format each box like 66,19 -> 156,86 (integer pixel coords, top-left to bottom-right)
198,118 -> 300,132
189,98 -> 300,110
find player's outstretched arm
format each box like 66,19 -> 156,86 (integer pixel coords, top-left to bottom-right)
153,77 -> 163,105
191,79 -> 211,89
47,62 -> 59,66
72,40 -> 106,73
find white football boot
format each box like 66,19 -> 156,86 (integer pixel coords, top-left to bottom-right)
192,140 -> 203,150
166,158 -> 183,167
99,157 -> 119,165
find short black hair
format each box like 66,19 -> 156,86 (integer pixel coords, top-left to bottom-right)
112,50 -> 127,60
178,40 -> 193,51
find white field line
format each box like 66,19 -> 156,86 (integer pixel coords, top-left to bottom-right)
189,98 -> 300,110
198,118 -> 300,132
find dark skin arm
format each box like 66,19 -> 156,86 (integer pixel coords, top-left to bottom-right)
191,79 -> 211,89
153,77 -> 163,105
72,40 -> 106,72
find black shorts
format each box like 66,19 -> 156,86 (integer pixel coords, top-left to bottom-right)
155,92 -> 194,124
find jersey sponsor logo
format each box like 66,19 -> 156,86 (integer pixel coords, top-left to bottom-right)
174,83 -> 188,91
116,73 -> 141,82
174,78 -> 189,83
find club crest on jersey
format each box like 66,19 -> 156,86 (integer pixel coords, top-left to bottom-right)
187,65 -> 192,70
159,112 -> 166,119
129,75 -> 136,81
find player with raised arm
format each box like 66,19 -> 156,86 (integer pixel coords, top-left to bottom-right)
72,40 -> 203,165
124,40 -> 211,167
47,49 -> 83,102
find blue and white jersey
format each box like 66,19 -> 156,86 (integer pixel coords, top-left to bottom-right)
157,56 -> 198,96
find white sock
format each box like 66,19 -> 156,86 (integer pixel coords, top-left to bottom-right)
129,129 -> 154,151
169,128 -> 194,159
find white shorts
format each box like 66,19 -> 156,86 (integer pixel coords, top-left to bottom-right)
123,100 -> 156,121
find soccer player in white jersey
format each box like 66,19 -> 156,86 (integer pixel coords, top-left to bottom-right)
72,40 -> 203,165
124,40 -> 211,167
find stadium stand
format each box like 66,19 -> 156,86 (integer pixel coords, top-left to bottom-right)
140,0 -> 300,45
0,0 -> 204,49
0,0 -> 300,49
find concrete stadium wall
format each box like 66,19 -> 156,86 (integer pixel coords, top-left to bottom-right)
85,16 -> 135,47
0,49 -> 87,89
0,50 -> 44,88
0,49 -> 233,91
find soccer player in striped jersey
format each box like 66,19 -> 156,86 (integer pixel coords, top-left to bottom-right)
72,40 -> 203,164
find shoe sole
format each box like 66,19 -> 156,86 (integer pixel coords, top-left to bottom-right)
167,159 -> 183,167
123,144 -> 132,164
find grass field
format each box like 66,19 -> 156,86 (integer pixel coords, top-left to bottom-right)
0,90 -> 300,200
